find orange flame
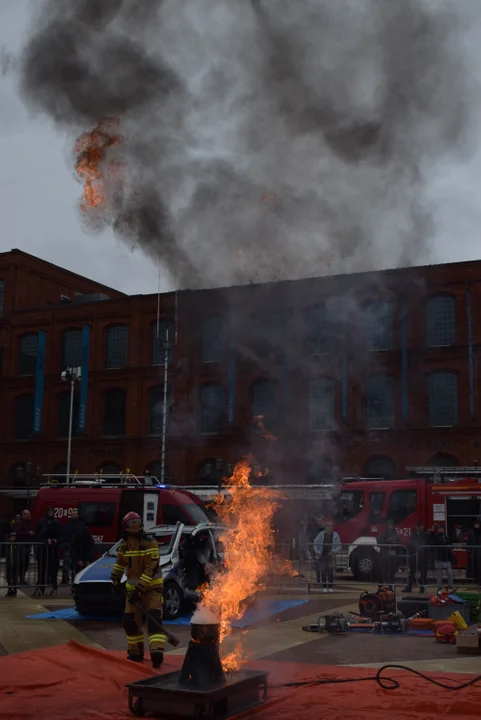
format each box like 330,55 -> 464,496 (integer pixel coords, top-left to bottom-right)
74,118 -> 122,213
198,458 -> 293,672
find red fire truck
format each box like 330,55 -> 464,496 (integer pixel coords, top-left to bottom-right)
31,475 -> 213,543
312,466 -> 481,580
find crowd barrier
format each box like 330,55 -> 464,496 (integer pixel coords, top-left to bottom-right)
0,541 -> 115,592
270,541 -> 481,591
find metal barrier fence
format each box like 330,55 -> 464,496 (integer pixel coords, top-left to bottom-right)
0,542 -> 115,593
412,543 -> 481,590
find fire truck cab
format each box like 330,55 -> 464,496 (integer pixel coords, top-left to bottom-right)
31,475 -> 211,544
332,466 -> 481,580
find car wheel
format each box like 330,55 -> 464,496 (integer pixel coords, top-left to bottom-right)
350,547 -> 381,582
163,582 -> 184,620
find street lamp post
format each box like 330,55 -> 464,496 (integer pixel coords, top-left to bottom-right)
160,329 -> 170,486
61,366 -> 81,484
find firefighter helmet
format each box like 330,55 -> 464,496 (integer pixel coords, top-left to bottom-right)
122,511 -> 142,531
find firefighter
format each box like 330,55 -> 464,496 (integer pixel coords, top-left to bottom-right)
110,512 -> 166,668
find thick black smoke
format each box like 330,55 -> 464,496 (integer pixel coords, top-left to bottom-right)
19,0 -> 476,289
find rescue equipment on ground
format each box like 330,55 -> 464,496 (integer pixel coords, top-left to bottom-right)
302,612 -> 349,634
359,586 -> 396,618
435,622 -> 458,644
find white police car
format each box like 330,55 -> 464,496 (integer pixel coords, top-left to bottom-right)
72,522 -> 224,620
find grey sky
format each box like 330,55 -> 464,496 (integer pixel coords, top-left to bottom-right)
2,1 -> 481,295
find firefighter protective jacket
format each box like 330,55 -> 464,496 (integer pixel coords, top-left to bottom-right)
110,532 -> 163,593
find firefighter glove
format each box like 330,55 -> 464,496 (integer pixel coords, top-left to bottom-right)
112,582 -> 124,596
129,589 -> 141,606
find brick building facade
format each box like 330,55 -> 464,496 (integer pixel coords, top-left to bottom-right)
1,248 -> 480,512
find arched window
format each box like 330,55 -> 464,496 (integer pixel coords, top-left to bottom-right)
149,385 -> 172,435
145,461 -> 170,482
308,378 -> 335,430
15,394 -> 34,439
62,329 -> 83,368
426,295 -> 456,347
97,461 -> 121,475
363,456 -> 397,479
152,318 -> 174,366
202,317 -> 226,363
306,303 -> 328,355
51,462 -> 68,481
252,380 -> 278,429
366,375 -> 395,429
103,388 -> 126,436
197,459 -> 218,484
199,384 -> 225,434
365,301 -> 394,351
58,391 -> 80,438
428,371 -> 458,426
9,462 -> 26,484
19,333 -> 38,376
308,457 -> 334,485
428,453 -> 459,467
106,325 -> 129,369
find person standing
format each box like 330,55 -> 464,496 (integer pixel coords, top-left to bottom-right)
429,524 -> 454,591
111,512 -> 165,668
379,520 -> 401,588
403,522 -> 428,593
5,531 -> 19,597
467,518 -> 481,585
61,508 -> 92,583
35,507 -> 61,595
14,509 -> 35,585
313,521 -> 341,592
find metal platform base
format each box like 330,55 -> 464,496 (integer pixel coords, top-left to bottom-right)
126,669 -> 269,719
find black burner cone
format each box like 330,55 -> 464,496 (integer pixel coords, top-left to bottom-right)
178,623 -> 226,689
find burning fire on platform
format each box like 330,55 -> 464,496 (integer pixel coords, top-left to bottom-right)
74,118 -> 122,213
197,458 -> 296,672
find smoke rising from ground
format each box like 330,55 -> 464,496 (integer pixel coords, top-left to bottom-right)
19,0 -> 478,289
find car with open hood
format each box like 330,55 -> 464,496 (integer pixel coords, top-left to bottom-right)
72,522 -> 225,620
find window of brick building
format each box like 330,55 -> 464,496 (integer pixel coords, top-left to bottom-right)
251,310 -> 282,358
58,391 -> 80,438
366,375 -> 395,429
97,461 -> 121,475
145,461 -> 170,482
428,453 -> 459,467
199,384 -> 225,434
19,333 -> 38,376
62,329 -> 82,368
426,295 -> 456,347
252,380 -> 278,429
306,303 -> 329,354
202,316 -> 226,363
15,394 -> 34,439
149,385 -> 172,435
0,279 -> 4,317
428,371 -> 458,426
106,325 -> 128,369
103,388 -> 127,436
308,377 -> 335,430
363,455 -> 397,479
152,319 -> 174,365
365,301 -> 394,351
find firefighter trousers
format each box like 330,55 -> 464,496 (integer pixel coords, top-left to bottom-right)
122,588 -> 166,658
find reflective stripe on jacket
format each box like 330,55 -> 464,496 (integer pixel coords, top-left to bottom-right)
110,533 -> 163,592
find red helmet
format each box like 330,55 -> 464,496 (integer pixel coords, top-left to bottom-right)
122,512 -> 142,531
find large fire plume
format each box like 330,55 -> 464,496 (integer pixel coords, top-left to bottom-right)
74,118 -> 122,214
198,457 -> 294,672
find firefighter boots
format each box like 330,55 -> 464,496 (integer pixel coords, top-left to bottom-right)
151,652 -> 164,669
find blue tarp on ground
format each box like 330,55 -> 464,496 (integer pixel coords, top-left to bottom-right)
26,598 -> 308,626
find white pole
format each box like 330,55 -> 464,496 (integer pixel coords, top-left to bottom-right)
66,375 -> 75,484
161,329 -> 169,485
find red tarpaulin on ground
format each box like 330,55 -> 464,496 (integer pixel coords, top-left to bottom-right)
0,640 -> 480,720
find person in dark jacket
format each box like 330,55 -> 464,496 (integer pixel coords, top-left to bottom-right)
467,518 -> 481,585
403,522 -> 428,593
379,520 -> 401,588
61,508 -> 92,583
5,531 -> 19,597
428,524 -> 454,591
35,507 -> 61,595
70,527 -> 95,580
14,509 -> 35,584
